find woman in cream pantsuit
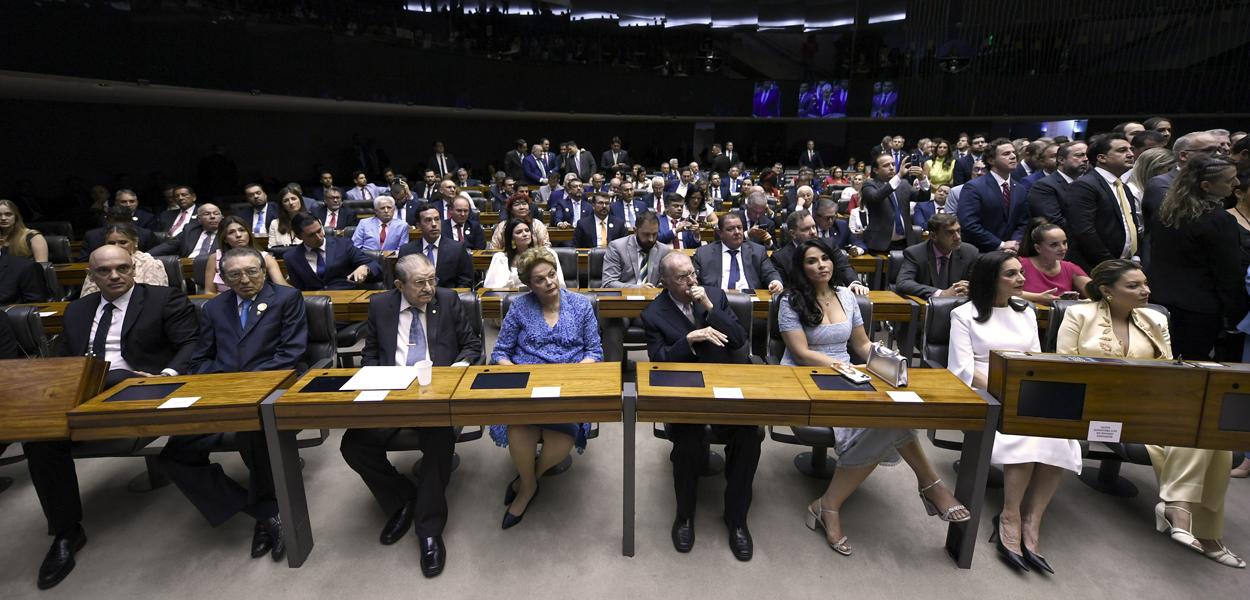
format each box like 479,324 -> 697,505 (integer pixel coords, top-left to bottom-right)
1057,259 -> 1242,568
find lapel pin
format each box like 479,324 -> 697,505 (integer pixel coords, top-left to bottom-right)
257,303 -> 268,313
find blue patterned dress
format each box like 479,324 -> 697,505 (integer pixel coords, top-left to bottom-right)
489,289 -> 603,451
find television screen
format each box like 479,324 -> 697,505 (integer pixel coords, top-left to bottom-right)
752,80 -> 781,118
1040,119 -> 1088,140
870,80 -> 898,118
798,80 -> 849,118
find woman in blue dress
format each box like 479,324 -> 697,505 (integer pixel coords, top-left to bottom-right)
490,247 -> 602,529
778,239 -> 969,557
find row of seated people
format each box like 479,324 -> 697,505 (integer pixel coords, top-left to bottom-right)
5,204 -> 1242,591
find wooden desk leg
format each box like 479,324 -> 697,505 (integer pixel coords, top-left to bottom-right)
944,392 -> 1001,569
622,383 -> 637,558
901,302 -> 920,366
260,393 -> 314,568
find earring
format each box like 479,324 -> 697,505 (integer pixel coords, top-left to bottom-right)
1106,295 -> 1113,301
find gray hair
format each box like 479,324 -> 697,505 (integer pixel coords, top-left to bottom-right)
658,250 -> 692,281
395,254 -> 433,282
373,195 -> 396,210
531,144 -> 543,153
651,176 -> 666,187
1207,128 -> 1230,138
1172,131 -> 1212,156
746,191 -> 768,207
114,188 -> 138,201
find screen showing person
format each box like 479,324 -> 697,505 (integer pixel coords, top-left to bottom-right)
870,81 -> 899,118
752,80 -> 781,118
799,80 -> 849,118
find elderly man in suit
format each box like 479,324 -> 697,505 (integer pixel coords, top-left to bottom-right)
443,195 -> 486,251
799,140 -> 824,170
158,185 -> 199,237
860,153 -> 930,253
641,251 -> 758,561
1065,133 -> 1139,271
894,213 -> 979,299
398,203 -> 474,288
22,245 -> 197,590
736,191 -> 777,249
602,211 -> 668,288
352,196 -> 410,252
341,254 -> 481,577
111,189 -> 158,231
955,138 -> 1030,253
521,143 -> 551,185
284,212 -> 379,290
549,178 -> 592,237
694,211 -> 783,293
573,192 -> 628,248
1027,141 -> 1089,230
810,198 -> 865,256
159,247 -> 307,563
771,210 -> 867,294
148,203 -> 223,259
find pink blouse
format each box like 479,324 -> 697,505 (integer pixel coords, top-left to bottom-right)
1021,257 -> 1087,294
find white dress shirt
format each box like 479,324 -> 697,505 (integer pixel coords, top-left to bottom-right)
167,207 -> 195,237
188,228 -> 215,259
1094,166 -> 1135,259
720,244 -> 751,291
394,297 -> 431,366
304,243 -> 323,275
88,286 -> 134,372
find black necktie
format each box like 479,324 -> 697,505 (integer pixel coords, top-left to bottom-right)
92,302 -> 116,358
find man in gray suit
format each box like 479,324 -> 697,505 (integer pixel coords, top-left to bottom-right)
602,211 -> 669,288
859,153 -> 930,253
693,211 -> 783,293
894,213 -> 979,299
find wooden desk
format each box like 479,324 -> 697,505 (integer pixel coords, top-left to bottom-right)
54,263 -> 87,287
449,362 -> 621,426
635,362 -> 809,426
67,370 -> 296,441
803,366 -> 989,431
1197,362 -> 1250,449
262,366 -> 466,567
13,302 -> 69,334
0,357 -> 106,443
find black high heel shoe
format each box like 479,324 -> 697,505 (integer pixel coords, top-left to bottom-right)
503,476 -> 520,505
989,514 -> 1030,572
1022,546 -> 1054,574
502,485 -> 539,530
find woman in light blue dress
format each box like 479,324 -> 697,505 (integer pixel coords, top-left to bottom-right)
779,239 -> 969,557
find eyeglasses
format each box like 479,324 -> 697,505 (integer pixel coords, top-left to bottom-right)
407,276 -> 438,289
223,267 -> 263,281
91,264 -> 134,277
671,270 -> 698,282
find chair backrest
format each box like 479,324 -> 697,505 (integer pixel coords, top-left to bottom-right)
36,262 -> 62,301
362,249 -> 391,288
587,247 -> 607,288
922,296 -> 970,368
29,221 -> 74,239
156,255 -> 184,292
2,305 -> 51,357
148,231 -> 168,248
497,291 -> 600,362
887,250 -> 904,287
550,246 -> 579,288
457,290 -> 486,364
837,197 -> 850,215
1043,300 -> 1171,353
302,294 -> 337,369
229,202 -> 251,217
192,254 -> 211,294
725,292 -> 754,363
44,235 -> 71,264
340,226 -> 357,240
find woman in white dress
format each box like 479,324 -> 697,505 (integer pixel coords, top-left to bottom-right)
948,251 -> 1081,573
483,218 -> 566,289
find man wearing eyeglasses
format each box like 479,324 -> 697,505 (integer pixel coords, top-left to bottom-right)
22,245 -> 198,589
159,246 -> 308,565
341,254 -> 481,577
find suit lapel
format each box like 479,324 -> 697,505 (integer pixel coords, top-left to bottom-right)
120,284 -> 145,340
708,243 -> 724,286
239,284 -> 273,340
378,290 -> 401,365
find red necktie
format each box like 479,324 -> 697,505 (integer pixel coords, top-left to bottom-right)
328,210 -> 337,229
379,222 -> 387,248
671,219 -> 682,249
456,223 -> 463,242
1001,181 -> 1011,213
168,210 -> 188,236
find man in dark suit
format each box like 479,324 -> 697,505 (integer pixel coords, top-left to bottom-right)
640,251 -> 758,561
489,178 -> 517,213
397,203 -> 474,288
443,195 -> 486,251
860,153 -> 929,253
752,80 -> 780,117
1140,131 -> 1220,268
1065,133 -> 1140,271
22,246 -> 197,589
79,206 -> 159,260
562,141 -> 597,182
736,192 -> 777,249
310,170 -> 339,203
694,212 -> 783,293
709,144 -> 732,177
1016,141 -> 1056,197
951,133 -> 988,186
911,184 -> 952,230
956,138 -> 1030,252
238,183 -> 279,238
159,247 -> 307,562
521,144 -> 550,185
283,212 -> 380,291
0,252 -> 48,304
1027,141 -> 1088,230
657,194 -> 701,250
148,203 -> 223,259
504,138 -> 526,181
798,140 -> 824,170
609,180 -> 649,230
428,141 -> 458,179
600,137 -> 631,174
548,178 -> 591,234
771,210 -> 865,292
573,192 -> 628,248
812,198 -> 867,255
158,185 -> 199,237
643,177 -> 669,214
112,189 -> 158,231
895,213 -> 978,299
413,169 -> 440,202
311,187 -> 357,235
342,254 -> 481,577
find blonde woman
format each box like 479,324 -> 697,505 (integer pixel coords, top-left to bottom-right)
0,199 -> 49,262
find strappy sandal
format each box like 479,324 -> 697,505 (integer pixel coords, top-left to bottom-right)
1202,542 -> 1247,568
919,479 -> 972,523
1154,502 -> 1202,552
805,500 -> 852,556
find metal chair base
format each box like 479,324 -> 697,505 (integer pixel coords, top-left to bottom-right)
702,451 -> 725,477
794,450 -> 837,479
544,454 -> 574,476
1078,461 -> 1139,498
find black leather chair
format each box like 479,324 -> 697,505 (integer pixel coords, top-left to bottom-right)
587,247 -> 606,288
2,305 -> 51,358
156,255 -> 185,293
550,246 -> 579,288
191,254 -> 210,294
1046,299 -> 1172,497
34,262 -> 65,301
30,221 -> 75,239
44,235 -> 72,264
229,202 -> 252,218
766,293 -> 874,477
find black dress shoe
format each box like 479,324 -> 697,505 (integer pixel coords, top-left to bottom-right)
259,516 -> 286,562
418,536 -> 446,578
250,521 -> 272,559
723,516 -> 753,562
989,514 -> 1030,572
380,502 -> 415,546
671,517 -> 695,553
37,525 -> 87,590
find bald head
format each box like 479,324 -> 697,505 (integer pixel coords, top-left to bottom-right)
88,245 -> 136,300
89,244 -> 131,267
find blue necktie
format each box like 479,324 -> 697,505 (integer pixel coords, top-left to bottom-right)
890,192 -> 905,235
254,210 -> 264,235
405,307 -> 427,366
426,242 -> 436,263
315,248 -> 326,278
240,299 -> 253,329
727,249 -> 741,290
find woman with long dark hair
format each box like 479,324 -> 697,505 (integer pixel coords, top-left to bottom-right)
483,218 -> 566,289
266,185 -> 305,248
923,138 -> 955,188
949,251 -> 1081,573
780,239 -> 969,558
489,192 -> 550,250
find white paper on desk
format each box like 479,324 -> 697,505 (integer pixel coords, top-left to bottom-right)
354,390 -> 389,402
340,366 -> 418,391
626,295 -> 646,301
749,296 -> 762,302
713,387 -> 744,399
999,351 -> 1031,359
38,311 -> 57,317
531,386 -> 561,398
887,391 -> 924,403
158,396 -> 200,409
1087,421 -> 1123,443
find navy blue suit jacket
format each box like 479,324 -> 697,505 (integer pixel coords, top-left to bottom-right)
912,201 -> 938,230
521,154 -> 549,185
282,236 -> 380,291
610,197 -> 651,222
190,282 -> 307,373
443,218 -> 486,251
237,202 -> 280,233
657,214 -> 700,249
549,194 -> 592,226
640,287 -> 748,364
572,214 -> 628,248
397,236 -> 475,288
1016,169 -> 1047,199
956,174 -> 1029,252
816,218 -> 865,252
